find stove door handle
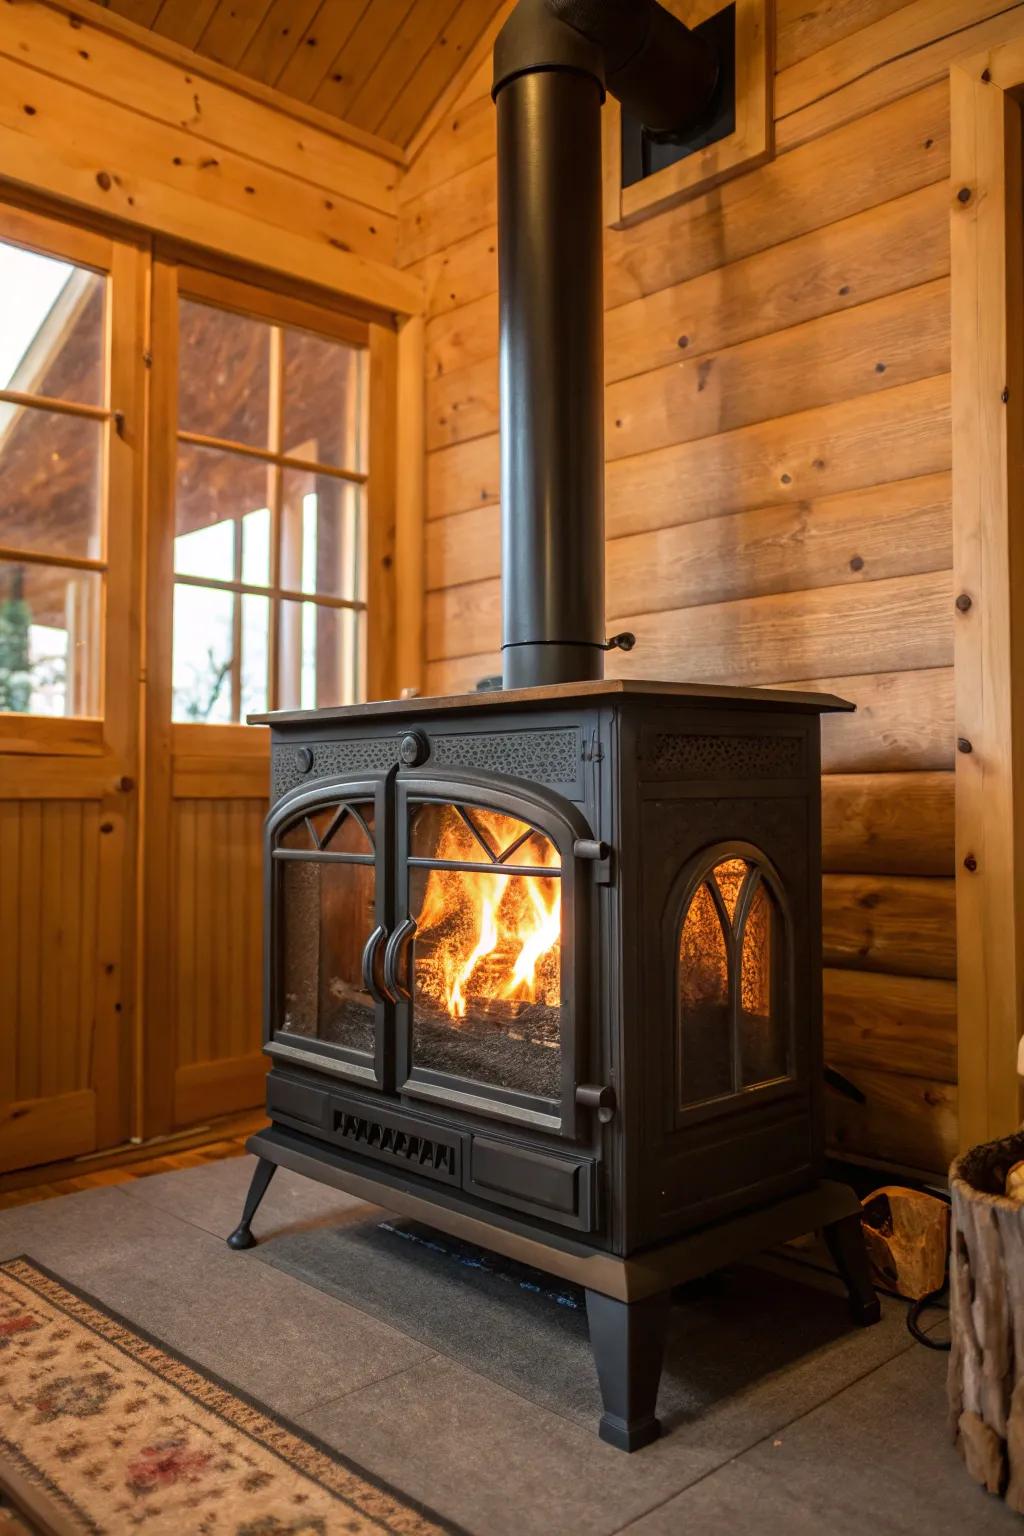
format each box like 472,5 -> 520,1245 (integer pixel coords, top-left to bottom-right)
383,917 -> 417,1003
361,924 -> 388,1005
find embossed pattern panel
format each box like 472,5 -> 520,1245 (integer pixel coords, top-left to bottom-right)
643,732 -> 806,781
431,728 -> 580,785
272,727 -> 582,801
272,739 -> 403,802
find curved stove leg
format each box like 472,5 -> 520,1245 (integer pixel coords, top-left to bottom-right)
227,1157 -> 277,1250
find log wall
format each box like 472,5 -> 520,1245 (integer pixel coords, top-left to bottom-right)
395,0 -> 1024,1173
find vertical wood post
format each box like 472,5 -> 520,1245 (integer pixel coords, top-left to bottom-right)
951,54 -> 1024,1147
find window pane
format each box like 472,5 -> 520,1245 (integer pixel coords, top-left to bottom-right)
0,242 -> 105,406
279,858 -> 376,1055
175,442 -> 271,584
172,583 -> 234,723
739,883 -> 787,1088
240,593 -> 269,718
178,298 -> 271,448
283,328 -> 366,472
278,600 -> 362,711
0,406 -> 103,560
678,881 -> 732,1107
0,559 -> 101,716
280,469 -> 363,601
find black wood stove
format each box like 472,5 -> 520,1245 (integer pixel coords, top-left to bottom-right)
229,0 -> 879,1452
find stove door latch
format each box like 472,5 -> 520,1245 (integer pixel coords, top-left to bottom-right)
576,1083 -> 616,1124
574,836 -> 612,884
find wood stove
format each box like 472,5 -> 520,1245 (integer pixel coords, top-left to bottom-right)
228,0 -> 879,1452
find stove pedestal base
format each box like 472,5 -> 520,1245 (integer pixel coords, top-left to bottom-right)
228,1126 -> 879,1448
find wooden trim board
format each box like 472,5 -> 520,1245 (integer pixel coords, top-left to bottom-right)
950,34 -> 1024,1147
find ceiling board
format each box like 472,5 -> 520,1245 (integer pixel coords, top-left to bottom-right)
93,0 -> 504,150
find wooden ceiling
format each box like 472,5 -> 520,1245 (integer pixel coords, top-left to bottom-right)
93,0 -> 504,150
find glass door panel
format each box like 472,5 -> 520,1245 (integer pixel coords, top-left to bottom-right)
271,789 -> 385,1086
401,798 -> 566,1122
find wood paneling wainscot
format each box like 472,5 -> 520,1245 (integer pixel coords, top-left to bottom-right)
397,0 -> 995,1172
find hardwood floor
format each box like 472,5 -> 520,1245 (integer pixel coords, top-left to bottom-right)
0,1118 -> 263,1212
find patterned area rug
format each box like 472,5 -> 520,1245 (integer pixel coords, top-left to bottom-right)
0,1257 -> 461,1535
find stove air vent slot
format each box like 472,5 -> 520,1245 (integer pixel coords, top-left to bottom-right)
330,1098 -> 464,1186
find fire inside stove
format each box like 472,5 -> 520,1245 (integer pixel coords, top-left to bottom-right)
410,805 -> 563,1100
677,855 -> 788,1107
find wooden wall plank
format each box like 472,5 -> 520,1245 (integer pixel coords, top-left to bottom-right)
776,0 -> 911,72
428,280 -> 951,456
788,668 -> 954,774
0,1089 -> 96,1176
428,571 -> 952,686
428,474 -> 952,613
609,573 -> 952,688
605,281 -> 949,463
777,3 -> 1024,153
778,0 -> 1013,121
426,376 -> 951,530
824,968 -> 957,1083
822,874 -> 957,979
826,1067 -> 958,1173
605,84 -> 949,306
822,772 -> 954,876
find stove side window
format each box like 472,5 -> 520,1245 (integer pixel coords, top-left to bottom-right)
275,800 -> 377,1056
677,853 -> 790,1110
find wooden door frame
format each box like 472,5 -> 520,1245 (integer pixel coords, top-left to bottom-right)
0,194 -> 147,1168
951,37 -> 1024,1148
140,252 -> 424,1137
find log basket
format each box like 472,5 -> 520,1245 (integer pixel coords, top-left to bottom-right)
948,1130 -> 1024,1510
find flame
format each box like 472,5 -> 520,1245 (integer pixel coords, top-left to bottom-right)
414,808 -> 561,1021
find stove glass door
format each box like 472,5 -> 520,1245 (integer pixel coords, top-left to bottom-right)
394,787 -> 577,1134
270,780 -> 388,1087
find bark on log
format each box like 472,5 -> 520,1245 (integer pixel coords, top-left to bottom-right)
948,1133 -> 1024,1510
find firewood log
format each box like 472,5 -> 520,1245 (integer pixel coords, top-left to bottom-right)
860,1185 -> 949,1300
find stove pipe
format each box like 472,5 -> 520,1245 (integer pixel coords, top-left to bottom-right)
492,0 -> 719,690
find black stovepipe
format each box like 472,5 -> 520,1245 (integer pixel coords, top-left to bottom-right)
493,0 -> 719,690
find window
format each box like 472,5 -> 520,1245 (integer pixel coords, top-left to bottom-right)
0,235 -> 108,717
171,290 -> 368,723
677,851 -> 790,1108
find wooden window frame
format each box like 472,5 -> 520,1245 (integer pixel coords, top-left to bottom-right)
0,200 -> 144,767
951,37 -> 1024,1148
169,265 -> 374,727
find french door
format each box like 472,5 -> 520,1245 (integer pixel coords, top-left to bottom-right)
142,259 -> 397,1136
0,201 -> 146,1172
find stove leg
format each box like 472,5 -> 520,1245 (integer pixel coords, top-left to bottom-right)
824,1211 -> 882,1326
585,1288 -> 670,1452
226,1157 -> 277,1250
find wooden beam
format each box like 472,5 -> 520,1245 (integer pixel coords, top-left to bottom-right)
950,47 -> 1024,1148
395,315 -> 426,696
